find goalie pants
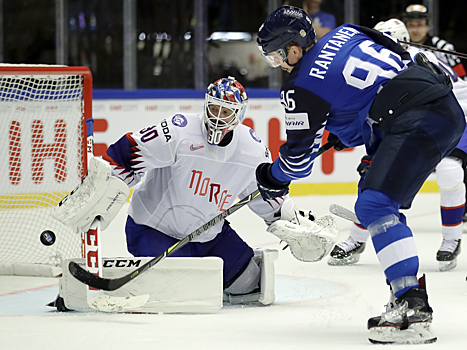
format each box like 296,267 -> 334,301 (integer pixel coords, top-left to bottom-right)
125,216 -> 254,288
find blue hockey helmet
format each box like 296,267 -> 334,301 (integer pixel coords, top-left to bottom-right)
257,6 -> 316,67
204,76 -> 248,145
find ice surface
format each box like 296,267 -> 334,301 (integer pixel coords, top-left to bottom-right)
1,193 -> 466,349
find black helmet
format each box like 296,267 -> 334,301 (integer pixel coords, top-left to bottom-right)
257,6 -> 315,66
402,4 -> 430,24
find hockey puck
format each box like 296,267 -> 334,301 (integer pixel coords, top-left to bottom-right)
40,230 -> 56,246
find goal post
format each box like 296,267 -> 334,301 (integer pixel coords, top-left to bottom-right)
0,65 -> 93,276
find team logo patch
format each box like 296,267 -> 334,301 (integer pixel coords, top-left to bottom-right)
285,112 -> 310,130
249,129 -> 261,143
172,114 -> 187,127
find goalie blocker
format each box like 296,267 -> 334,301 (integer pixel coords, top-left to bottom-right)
54,248 -> 278,313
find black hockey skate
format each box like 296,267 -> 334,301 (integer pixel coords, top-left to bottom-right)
47,294 -> 70,312
436,239 -> 461,271
368,275 -> 436,344
327,237 -> 366,266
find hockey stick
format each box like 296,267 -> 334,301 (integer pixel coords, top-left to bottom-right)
83,219 -> 150,311
400,40 -> 467,60
68,141 -> 334,291
329,204 -> 360,224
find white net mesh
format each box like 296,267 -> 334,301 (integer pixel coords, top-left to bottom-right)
0,69 -> 87,274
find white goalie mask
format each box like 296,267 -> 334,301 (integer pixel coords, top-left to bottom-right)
374,18 -> 410,44
204,76 -> 248,145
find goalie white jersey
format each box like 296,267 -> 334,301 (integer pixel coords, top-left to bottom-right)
104,113 -> 282,242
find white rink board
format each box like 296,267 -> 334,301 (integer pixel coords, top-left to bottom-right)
92,98 -> 367,185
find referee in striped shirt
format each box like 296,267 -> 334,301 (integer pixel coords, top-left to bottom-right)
403,4 -> 467,80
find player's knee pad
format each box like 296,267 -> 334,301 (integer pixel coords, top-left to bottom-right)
224,249 -> 278,305
436,156 -> 464,191
355,189 -> 401,230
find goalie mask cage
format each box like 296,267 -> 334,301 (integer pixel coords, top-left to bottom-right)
0,65 -> 92,277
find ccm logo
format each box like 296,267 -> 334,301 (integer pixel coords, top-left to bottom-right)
103,259 -> 142,268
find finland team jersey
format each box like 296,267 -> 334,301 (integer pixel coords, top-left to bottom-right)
272,24 -> 413,182
104,113 -> 281,242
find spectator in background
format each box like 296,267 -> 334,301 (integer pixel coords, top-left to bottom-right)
402,4 -> 467,80
283,0 -> 336,39
303,0 -> 336,38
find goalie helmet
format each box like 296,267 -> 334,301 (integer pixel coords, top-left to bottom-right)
374,18 -> 410,43
402,4 -> 430,24
257,5 -> 316,67
204,76 -> 248,145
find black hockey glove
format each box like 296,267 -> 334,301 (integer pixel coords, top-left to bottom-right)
327,133 -> 349,151
256,163 -> 290,201
357,155 -> 372,176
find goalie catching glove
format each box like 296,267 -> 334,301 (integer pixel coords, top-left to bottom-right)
267,198 -> 339,262
52,157 -> 130,233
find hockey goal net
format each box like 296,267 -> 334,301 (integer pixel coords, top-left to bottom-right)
0,65 -> 92,276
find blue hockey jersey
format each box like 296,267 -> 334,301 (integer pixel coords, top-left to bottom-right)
271,24 -> 413,182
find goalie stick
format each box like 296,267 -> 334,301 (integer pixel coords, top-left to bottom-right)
68,141 -> 334,291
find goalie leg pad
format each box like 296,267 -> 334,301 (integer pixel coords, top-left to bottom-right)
52,157 -> 130,232
257,248 -> 278,305
224,258 -> 260,295
223,249 -> 278,305
59,257 -> 223,313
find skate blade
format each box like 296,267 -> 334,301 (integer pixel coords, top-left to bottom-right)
327,254 -> 360,266
368,323 -> 437,344
89,294 -> 150,312
438,259 -> 457,272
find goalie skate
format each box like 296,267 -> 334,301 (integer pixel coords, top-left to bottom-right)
368,275 -> 436,344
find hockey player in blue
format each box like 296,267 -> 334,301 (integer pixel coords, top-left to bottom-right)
256,5 -> 465,344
